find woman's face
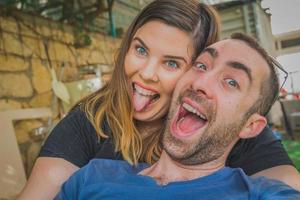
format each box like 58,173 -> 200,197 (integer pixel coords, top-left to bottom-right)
125,20 -> 193,122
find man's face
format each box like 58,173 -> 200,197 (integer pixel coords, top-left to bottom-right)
162,39 -> 270,165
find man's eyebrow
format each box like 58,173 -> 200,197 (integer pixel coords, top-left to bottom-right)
202,47 -> 218,58
133,37 -> 149,51
226,61 -> 253,83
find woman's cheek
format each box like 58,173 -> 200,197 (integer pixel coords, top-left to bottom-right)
124,54 -> 139,77
162,73 -> 183,95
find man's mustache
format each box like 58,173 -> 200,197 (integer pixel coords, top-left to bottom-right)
179,90 -> 208,105
178,89 -> 215,121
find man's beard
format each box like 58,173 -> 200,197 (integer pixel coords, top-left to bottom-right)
162,91 -> 248,165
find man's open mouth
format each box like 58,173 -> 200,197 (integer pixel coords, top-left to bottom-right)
133,83 -> 160,112
172,100 -> 208,138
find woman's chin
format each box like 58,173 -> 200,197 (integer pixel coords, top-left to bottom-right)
133,107 -> 167,123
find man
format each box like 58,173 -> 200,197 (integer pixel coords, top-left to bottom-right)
55,33 -> 300,199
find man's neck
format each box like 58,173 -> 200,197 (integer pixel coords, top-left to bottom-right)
139,151 -> 227,186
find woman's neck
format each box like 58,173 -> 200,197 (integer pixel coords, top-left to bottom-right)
135,118 -> 165,138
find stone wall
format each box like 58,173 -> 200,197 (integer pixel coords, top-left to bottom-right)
0,8 -> 121,177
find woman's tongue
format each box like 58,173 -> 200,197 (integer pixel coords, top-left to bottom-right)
177,113 -> 205,135
133,92 -> 152,112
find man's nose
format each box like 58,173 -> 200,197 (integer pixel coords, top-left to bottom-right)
139,59 -> 159,82
191,72 -> 214,99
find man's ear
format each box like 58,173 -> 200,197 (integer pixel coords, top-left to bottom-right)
239,114 -> 267,139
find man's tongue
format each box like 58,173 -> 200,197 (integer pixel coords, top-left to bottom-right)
133,92 -> 152,112
177,113 -> 205,134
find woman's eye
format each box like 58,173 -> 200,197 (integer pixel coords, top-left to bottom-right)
194,63 -> 207,71
225,79 -> 239,88
136,46 -> 147,56
166,60 -> 179,69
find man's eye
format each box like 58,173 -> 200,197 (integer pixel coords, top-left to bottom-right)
166,60 -> 179,69
136,46 -> 147,56
194,63 -> 207,71
225,79 -> 239,88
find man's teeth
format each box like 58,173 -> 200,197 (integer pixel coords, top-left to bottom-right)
134,84 -> 156,96
182,103 -> 207,120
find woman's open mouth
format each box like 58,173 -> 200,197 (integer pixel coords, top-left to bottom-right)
133,83 -> 160,112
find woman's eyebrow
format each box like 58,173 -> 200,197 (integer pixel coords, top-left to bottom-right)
132,37 -> 149,51
165,55 -> 187,64
133,37 -> 187,64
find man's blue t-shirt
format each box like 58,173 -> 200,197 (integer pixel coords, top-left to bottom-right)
55,159 -> 300,200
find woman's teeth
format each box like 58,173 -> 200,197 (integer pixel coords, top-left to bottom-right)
134,84 -> 156,96
182,103 -> 207,120
132,83 -> 160,112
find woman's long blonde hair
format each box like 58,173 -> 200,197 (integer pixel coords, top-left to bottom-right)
80,0 -> 221,165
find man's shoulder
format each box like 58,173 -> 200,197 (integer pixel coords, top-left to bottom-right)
221,168 -> 300,199
249,176 -> 300,199
81,159 -> 149,182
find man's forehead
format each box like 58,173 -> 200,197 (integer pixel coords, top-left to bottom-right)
203,39 -> 249,55
200,39 -> 268,68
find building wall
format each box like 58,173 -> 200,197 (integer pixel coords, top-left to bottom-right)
0,8 -> 121,180
218,1 -> 275,52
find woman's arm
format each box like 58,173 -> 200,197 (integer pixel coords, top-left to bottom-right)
251,165 -> 300,191
18,106 -> 102,199
17,158 -> 79,200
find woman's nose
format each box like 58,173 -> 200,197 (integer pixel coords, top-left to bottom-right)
139,60 -> 159,82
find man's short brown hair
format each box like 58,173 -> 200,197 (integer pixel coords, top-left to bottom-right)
230,33 -> 280,116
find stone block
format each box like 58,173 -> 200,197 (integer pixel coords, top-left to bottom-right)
52,27 -> 65,41
113,39 -> 122,49
0,36 -> 3,50
104,40 -> 116,54
31,58 -> 52,93
19,20 -> 37,38
39,23 -> 52,37
29,91 -> 52,108
90,35 -> 104,50
0,99 -> 22,111
61,62 -> 78,81
38,40 -> 47,60
64,32 -> 74,44
17,13 -> 40,35
94,38 -> 107,51
103,51 -> 114,65
0,73 -> 33,98
23,36 -> 41,57
14,119 -> 43,144
66,46 -> 77,64
3,32 -> 23,56
0,54 -> 29,72
1,17 -> 18,34
21,102 -> 31,108
76,49 -> 89,66
88,50 -> 106,64
53,42 -> 71,62
47,40 -> 57,61
3,33 -> 33,56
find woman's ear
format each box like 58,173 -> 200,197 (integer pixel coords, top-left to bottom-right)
239,114 -> 267,139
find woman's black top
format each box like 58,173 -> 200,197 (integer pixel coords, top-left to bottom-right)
39,107 -> 293,175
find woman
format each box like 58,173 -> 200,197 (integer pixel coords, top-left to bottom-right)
18,0 -> 298,199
